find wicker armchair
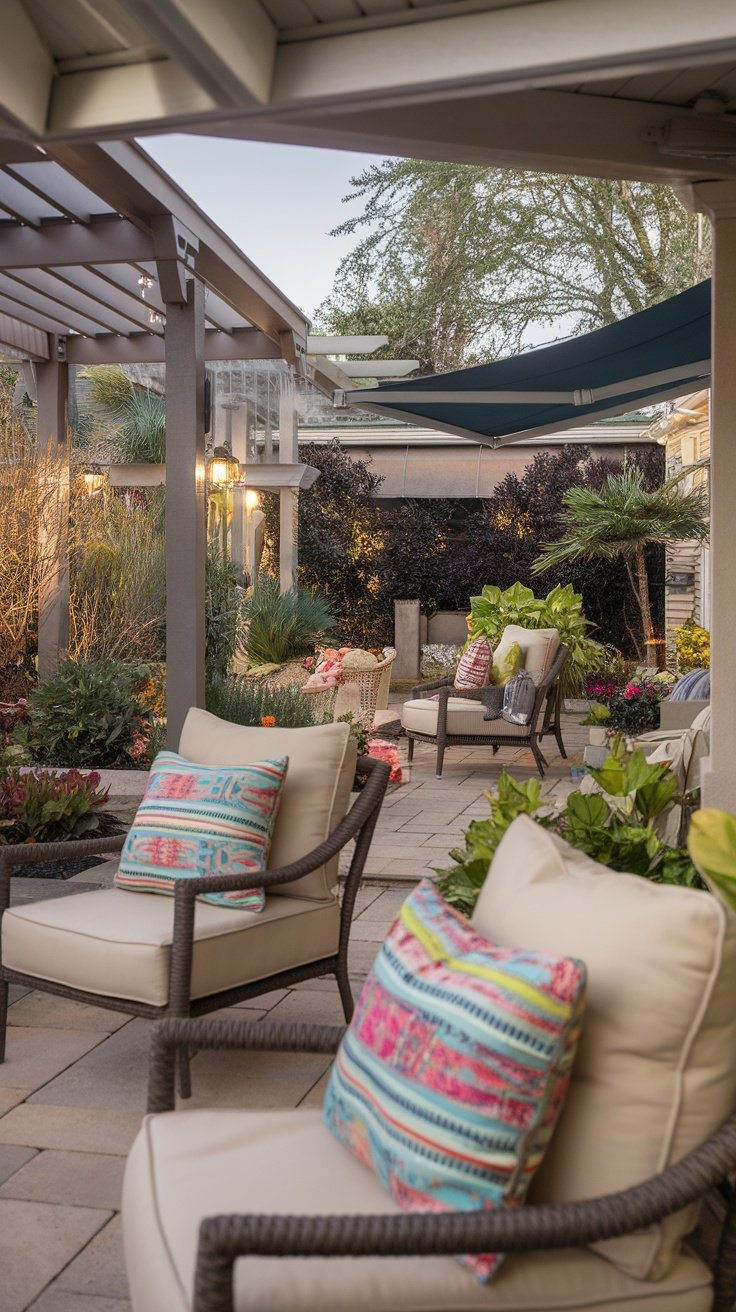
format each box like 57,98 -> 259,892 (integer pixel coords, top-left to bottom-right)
121,1013 -> 736,1312
0,716 -> 390,1095
402,643 -> 569,778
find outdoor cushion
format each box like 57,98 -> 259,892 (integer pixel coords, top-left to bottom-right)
491,638 -> 523,686
323,880 -> 586,1282
1,887 -> 339,1007
494,626 -> 560,686
114,752 -> 287,909
122,1107 -> 713,1312
471,815 -> 736,1282
178,712 -> 357,901
454,635 -> 492,690
402,697 -> 532,737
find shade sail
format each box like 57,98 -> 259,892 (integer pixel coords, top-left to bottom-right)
339,281 -> 711,446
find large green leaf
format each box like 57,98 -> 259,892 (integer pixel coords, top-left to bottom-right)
688,809 -> 736,913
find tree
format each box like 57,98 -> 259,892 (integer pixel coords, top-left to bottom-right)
532,467 -> 709,665
317,160 -> 710,373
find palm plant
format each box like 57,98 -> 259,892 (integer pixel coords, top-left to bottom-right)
84,366 -> 165,463
532,467 -> 708,663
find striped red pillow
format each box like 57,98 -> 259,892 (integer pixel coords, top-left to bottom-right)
454,635 -> 492,689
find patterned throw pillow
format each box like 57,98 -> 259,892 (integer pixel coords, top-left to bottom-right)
491,638 -> 523,686
453,635 -> 492,689
323,880 -> 586,1282
114,751 -> 288,909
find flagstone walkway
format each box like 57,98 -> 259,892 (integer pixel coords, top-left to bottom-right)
0,712 -> 585,1311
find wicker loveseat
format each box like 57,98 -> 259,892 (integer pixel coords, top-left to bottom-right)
0,713 -> 390,1089
402,626 -> 568,777
121,814 -> 736,1311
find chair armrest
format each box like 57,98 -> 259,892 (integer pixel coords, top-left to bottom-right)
0,832 -> 127,914
190,1109 -> 736,1311
410,675 -> 453,698
147,1017 -> 345,1113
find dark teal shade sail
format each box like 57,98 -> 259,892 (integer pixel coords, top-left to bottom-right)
342,281 -> 711,445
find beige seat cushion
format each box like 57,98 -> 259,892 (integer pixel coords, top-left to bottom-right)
123,1108 -> 712,1312
2,887 -> 339,1007
471,815 -> 736,1282
179,711 -> 357,900
495,625 -> 560,686
402,697 -> 530,737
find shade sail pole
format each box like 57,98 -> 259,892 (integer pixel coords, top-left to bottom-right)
164,277 -> 206,747
691,184 -> 736,810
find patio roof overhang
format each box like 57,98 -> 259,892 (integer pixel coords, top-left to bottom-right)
336,281 -> 712,446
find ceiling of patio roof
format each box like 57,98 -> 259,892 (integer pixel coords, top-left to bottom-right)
3,0 -> 736,190
0,137 -> 309,364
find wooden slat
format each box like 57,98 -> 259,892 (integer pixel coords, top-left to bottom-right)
6,267 -> 143,334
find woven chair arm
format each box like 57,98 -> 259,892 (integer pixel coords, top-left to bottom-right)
147,1018 -> 345,1112
190,1109 -> 736,1312
170,756 -> 389,902
410,675 -> 453,697
0,832 -> 127,913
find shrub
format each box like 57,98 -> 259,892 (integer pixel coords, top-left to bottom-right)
437,743 -> 699,916
206,676 -> 318,728
24,659 -> 153,767
605,679 -> 668,735
205,541 -> 242,682
0,768 -> 110,844
468,582 -> 603,697
675,619 -> 710,673
240,577 -> 335,667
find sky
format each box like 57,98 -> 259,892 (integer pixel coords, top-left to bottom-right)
144,135 -> 380,322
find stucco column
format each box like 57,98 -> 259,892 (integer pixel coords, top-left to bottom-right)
278,371 -> 299,593
36,345 -> 69,681
164,278 -> 206,747
689,183 -> 736,810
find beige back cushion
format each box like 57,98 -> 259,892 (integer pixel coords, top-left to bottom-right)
471,814 -> 736,1281
495,625 -> 560,685
179,710 -> 357,901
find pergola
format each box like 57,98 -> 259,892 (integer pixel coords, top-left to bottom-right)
2,0 -> 736,806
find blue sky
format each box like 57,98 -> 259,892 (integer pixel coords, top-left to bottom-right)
145,135 -> 379,323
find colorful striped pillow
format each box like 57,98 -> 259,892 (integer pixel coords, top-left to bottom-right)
453,635 -> 492,690
322,880 -> 586,1282
114,751 -> 288,910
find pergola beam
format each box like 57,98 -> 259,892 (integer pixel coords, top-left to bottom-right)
116,0 -> 277,108
0,314 -> 48,361
66,327 -> 280,366
0,0 -> 53,138
0,218 -> 154,269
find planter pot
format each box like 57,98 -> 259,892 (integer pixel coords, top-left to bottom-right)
588,727 -> 609,747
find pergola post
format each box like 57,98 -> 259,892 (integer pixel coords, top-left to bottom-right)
36,344 -> 70,682
278,371 -> 299,593
690,182 -> 736,810
164,277 -> 206,747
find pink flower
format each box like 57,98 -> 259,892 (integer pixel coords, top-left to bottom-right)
624,682 -> 639,700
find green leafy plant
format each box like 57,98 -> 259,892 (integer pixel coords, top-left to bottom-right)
240,577 -> 335,667
581,702 -> 610,727
24,659 -> 153,767
687,809 -> 736,913
0,768 -> 110,844
675,619 -> 710,673
437,741 -> 700,916
205,541 -> 242,682
336,712 -> 371,756
468,582 -> 603,698
84,366 -> 165,463
205,676 -> 318,729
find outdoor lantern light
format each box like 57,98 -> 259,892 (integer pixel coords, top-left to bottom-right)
244,488 -> 261,511
81,464 -> 106,497
208,446 -> 241,487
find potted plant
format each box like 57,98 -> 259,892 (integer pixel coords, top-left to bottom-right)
581,701 -> 611,746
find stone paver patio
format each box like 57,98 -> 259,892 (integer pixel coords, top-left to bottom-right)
0,710 -> 585,1311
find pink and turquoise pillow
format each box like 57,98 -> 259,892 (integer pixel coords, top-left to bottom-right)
114,751 -> 288,910
322,880 -> 586,1282
453,635 -> 492,690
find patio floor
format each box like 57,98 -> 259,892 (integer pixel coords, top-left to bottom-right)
0,711 -> 586,1311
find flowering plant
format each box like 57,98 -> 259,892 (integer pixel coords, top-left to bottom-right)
606,680 -> 667,735
674,619 -> 710,673
0,768 -> 110,845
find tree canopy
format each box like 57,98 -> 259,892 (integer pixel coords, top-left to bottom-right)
317,160 -> 711,373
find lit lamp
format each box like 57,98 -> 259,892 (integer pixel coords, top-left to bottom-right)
244,488 -> 261,511
81,463 -> 107,497
207,446 -> 241,488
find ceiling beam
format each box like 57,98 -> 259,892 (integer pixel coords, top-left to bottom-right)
66,327 -> 281,366
0,218 -> 154,269
0,313 -> 48,361
116,0 -> 277,107
0,0 -> 53,137
308,335 -> 389,354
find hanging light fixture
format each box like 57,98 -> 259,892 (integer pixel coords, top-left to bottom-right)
207,445 -> 241,487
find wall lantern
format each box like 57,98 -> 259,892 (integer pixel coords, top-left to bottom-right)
207,446 -> 241,488
665,570 -> 695,593
81,463 -> 107,497
244,488 -> 261,511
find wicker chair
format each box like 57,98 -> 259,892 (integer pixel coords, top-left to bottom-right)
0,714 -> 390,1095
403,642 -> 568,778
334,647 -> 396,728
